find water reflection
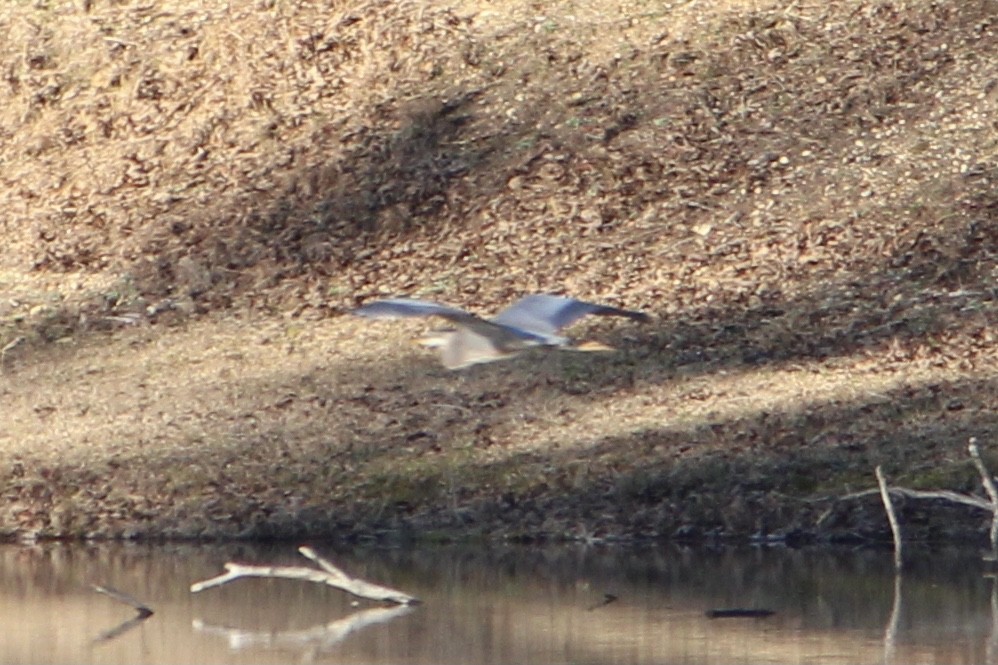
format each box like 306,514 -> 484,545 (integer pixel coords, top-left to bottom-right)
193,604 -> 415,653
0,542 -> 995,664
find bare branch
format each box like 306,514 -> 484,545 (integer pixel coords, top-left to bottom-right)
840,486 -> 993,512
190,549 -> 420,606
299,546 -> 351,578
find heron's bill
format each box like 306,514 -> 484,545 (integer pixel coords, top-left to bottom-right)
570,340 -> 616,352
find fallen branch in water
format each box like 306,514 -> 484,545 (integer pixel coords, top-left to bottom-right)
190,546 -> 420,606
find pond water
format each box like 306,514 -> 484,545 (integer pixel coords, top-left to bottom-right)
1,541 -> 995,664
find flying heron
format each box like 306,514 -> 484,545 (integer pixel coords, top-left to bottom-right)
352,294 -> 650,369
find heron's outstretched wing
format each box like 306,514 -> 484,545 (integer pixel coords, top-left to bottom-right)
492,294 -> 650,336
352,298 -> 479,324
353,298 -> 549,344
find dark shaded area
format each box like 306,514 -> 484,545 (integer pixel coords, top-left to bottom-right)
327,375 -> 997,546
5,357 -> 991,542
132,89 -> 511,304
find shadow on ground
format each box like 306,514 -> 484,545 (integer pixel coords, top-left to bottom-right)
24,365 -> 991,542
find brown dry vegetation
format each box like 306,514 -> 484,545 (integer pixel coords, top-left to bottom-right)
0,0 -> 996,542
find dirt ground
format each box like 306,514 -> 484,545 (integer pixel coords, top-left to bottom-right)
1,0 -> 996,543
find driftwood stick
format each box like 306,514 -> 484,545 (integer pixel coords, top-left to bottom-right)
968,438 -> 998,557
297,546 -> 419,605
875,465 -> 903,571
190,549 -> 420,606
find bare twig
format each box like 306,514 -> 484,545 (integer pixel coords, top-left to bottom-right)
190,547 -> 420,606
0,335 -> 26,372
875,465 -> 903,571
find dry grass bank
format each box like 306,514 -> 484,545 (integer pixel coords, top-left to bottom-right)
0,0 -> 996,541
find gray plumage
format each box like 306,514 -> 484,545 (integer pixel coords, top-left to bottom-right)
352,294 -> 649,369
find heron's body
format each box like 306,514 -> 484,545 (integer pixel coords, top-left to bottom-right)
353,294 -> 649,369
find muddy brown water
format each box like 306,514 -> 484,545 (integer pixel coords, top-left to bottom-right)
0,542 -> 994,664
